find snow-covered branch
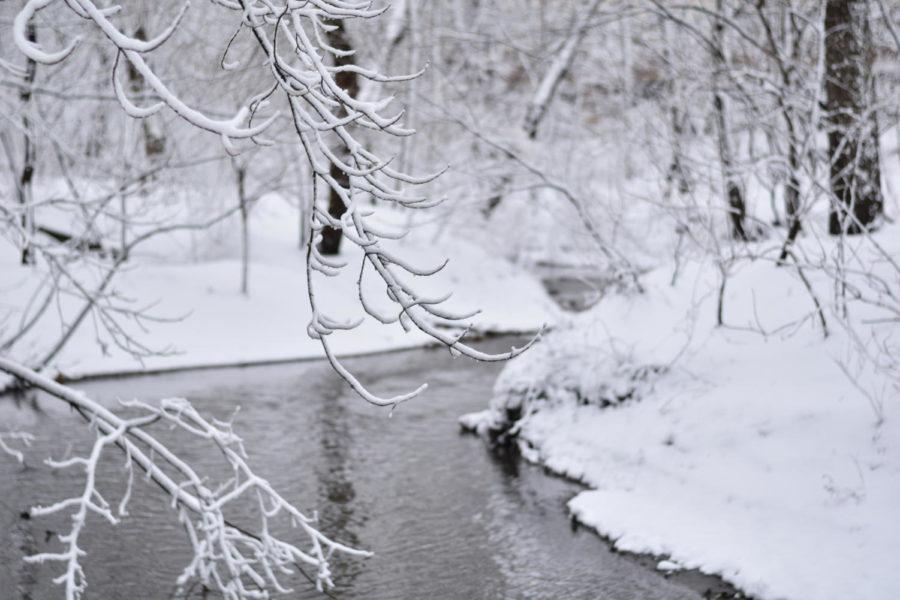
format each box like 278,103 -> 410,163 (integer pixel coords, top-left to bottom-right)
0,356 -> 368,600
10,0 -> 541,406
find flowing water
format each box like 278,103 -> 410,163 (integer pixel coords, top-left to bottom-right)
0,337 -> 703,599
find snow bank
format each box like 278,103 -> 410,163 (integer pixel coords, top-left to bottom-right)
0,193 -> 557,380
462,227 -> 900,600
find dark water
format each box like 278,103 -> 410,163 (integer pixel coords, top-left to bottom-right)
0,337 -> 700,599
540,272 -> 608,312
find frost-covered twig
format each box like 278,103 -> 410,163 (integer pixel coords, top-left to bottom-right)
422,94 -> 642,291
0,356 -> 368,600
228,0 -> 542,405
11,0 -> 542,407
0,430 -> 34,464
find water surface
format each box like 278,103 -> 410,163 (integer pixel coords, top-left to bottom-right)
0,337 -> 700,599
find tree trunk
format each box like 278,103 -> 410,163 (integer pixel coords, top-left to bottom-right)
317,21 -> 359,256
660,16 -> 691,196
119,192 -> 128,258
779,1 -> 803,235
712,0 -> 748,241
523,0 -> 603,139
18,21 -> 38,265
398,0 -> 417,181
294,146 -> 309,251
235,163 -> 249,295
128,26 -> 166,160
825,0 -> 883,235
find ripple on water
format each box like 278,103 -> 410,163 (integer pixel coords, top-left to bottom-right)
0,337 -> 701,599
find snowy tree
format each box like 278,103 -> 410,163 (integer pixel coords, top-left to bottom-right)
824,0 -> 884,235
316,20 -> 359,257
2,1 -> 900,598
1,0 -> 541,597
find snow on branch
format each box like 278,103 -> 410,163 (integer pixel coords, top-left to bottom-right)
12,0 -> 541,407
0,356 -> 368,600
223,0 -> 543,405
15,0 -> 278,142
0,430 -> 34,464
6,1 -> 545,588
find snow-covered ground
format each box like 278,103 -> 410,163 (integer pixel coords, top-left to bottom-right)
0,192 -> 557,381
462,224 -> 900,600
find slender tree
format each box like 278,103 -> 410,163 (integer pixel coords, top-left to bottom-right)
660,14 -> 691,196
17,20 -> 37,264
317,20 -> 359,256
711,0 -> 748,241
825,0 -> 883,235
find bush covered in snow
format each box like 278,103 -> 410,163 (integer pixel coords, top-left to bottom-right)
463,224 -> 900,600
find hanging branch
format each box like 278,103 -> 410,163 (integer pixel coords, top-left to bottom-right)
11,0 -> 542,408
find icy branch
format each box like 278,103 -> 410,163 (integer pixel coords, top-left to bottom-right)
11,0 -> 542,409
0,357 -> 369,600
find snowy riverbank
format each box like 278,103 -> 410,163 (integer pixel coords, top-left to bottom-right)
0,194 -> 557,382
462,225 -> 900,600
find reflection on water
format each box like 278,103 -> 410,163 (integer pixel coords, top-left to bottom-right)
0,337 -> 700,599
315,376 -> 364,591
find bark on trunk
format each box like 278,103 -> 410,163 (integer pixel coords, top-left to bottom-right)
18,21 -> 38,265
755,0 -> 804,258
712,0 -> 748,241
236,164 -> 249,295
127,26 -> 166,160
661,16 -> 691,196
825,0 -> 883,235
318,21 -> 359,256
523,0 -> 603,140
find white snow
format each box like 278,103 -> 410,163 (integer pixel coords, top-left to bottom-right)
656,560 -> 682,573
0,190 -> 557,381
463,224 -> 900,600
